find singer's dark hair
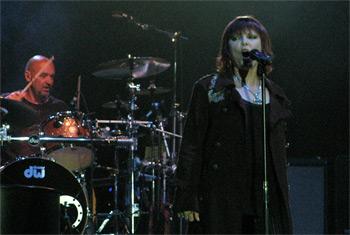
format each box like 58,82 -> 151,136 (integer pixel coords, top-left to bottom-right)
217,15 -> 274,74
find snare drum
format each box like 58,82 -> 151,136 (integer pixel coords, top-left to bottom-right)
40,111 -> 94,171
0,158 -> 88,234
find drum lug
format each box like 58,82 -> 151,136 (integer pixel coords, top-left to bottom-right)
47,158 -> 56,163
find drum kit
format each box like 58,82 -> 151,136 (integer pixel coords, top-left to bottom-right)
0,55 -> 184,234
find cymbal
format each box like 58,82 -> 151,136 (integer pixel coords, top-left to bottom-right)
136,87 -> 171,96
102,100 -> 130,110
0,98 -> 38,128
93,57 -> 171,79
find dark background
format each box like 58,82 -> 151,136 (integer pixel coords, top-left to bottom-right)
1,1 -> 348,161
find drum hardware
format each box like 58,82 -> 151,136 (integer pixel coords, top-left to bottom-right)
138,116 -> 182,234
1,131 -> 136,147
138,123 -> 182,140
60,195 -> 84,230
169,103 -> 183,162
88,20 -> 183,230
126,60 -> 141,234
93,53 -> 173,234
127,18 -> 189,175
96,119 -> 153,126
3,135 -> 135,145
135,83 -> 171,96
143,121 -> 174,233
139,94 -> 172,218
40,145 -> 47,157
0,124 -> 10,146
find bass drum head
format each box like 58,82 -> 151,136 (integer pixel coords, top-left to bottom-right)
45,145 -> 94,171
1,185 -> 61,234
0,158 -> 88,234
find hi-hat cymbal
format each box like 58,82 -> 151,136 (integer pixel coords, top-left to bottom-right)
136,87 -> 171,96
93,57 -> 171,79
0,98 -> 39,128
102,100 -> 130,110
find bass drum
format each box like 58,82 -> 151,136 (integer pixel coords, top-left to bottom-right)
40,111 -> 94,171
0,158 -> 88,234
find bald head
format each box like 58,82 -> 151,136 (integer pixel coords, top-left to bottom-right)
25,55 -> 51,72
24,55 -> 55,103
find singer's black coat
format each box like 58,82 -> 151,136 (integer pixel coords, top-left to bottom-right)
173,71 -> 293,233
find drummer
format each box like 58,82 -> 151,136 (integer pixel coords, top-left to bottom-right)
1,55 -> 69,165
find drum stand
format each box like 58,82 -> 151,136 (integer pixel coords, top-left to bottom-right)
95,145 -> 123,234
138,116 -> 181,233
96,55 -> 142,234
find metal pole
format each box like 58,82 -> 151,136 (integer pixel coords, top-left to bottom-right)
261,71 -> 269,235
171,33 -> 178,164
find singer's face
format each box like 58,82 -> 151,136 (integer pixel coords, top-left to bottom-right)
26,60 -> 55,98
228,29 -> 262,69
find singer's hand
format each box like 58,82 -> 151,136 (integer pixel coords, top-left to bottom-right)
6,91 -> 24,102
177,211 -> 200,222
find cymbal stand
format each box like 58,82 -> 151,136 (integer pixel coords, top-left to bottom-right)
147,82 -> 171,160
152,108 -> 172,231
95,145 -> 123,234
135,22 -> 188,163
138,121 -> 181,232
167,31 -> 187,165
156,117 -> 171,207
126,55 -> 141,234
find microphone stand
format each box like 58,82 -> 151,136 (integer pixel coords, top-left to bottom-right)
117,13 -> 189,163
76,75 -> 81,112
259,63 -> 269,235
139,22 -> 188,165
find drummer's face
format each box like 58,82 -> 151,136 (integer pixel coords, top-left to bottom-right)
26,61 -> 55,98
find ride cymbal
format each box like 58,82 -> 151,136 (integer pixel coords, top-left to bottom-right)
93,57 -> 171,79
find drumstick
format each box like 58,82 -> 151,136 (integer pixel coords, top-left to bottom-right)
20,56 -> 55,96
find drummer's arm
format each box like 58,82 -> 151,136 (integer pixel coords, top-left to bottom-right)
5,91 -> 24,102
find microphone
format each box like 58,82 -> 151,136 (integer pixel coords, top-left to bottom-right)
70,94 -> 77,107
249,49 -> 272,65
112,12 -> 132,20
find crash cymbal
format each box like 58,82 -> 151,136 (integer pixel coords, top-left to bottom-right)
136,87 -> 171,96
0,98 -> 39,128
92,57 -> 171,79
102,100 -> 130,110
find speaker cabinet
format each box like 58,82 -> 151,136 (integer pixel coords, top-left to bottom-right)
287,157 -> 327,234
327,154 -> 349,234
288,155 -> 350,234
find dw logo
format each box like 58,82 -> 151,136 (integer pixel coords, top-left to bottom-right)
24,166 -> 45,179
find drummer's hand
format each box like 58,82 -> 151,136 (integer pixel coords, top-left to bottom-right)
6,91 -> 24,102
177,211 -> 200,222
